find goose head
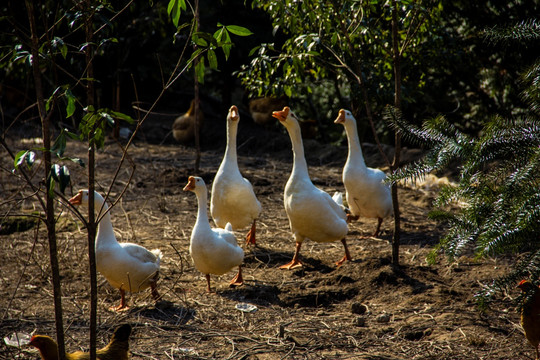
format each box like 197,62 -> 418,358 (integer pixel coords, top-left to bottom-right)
272,106 -> 300,130
183,176 -> 206,193
334,109 -> 355,125
68,189 -> 105,207
228,105 -> 239,123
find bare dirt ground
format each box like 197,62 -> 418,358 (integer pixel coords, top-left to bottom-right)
0,118 -> 530,359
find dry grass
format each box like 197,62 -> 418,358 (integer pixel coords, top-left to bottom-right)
0,136 -> 530,359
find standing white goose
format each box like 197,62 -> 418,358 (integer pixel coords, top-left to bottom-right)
211,105 -> 262,245
69,190 -> 162,311
335,109 -> 393,237
184,176 -> 244,292
272,106 -> 351,269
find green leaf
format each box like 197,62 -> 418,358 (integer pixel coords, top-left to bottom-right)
46,172 -> 55,198
51,164 -> 61,182
51,37 -> 67,58
225,25 -> 253,37
194,36 -> 208,47
46,86 -> 62,112
213,27 -> 224,43
94,127 -> 105,149
110,111 -> 134,124
60,43 -> 67,59
26,151 -> 36,168
14,150 -> 36,170
167,0 -> 184,28
65,90 -> 75,119
207,49 -> 218,70
64,128 -> 81,141
187,49 -> 203,69
193,32 -> 217,47
102,112 -> 115,127
221,29 -> 232,60
45,96 -> 52,112
195,58 -> 205,84
248,46 -> 261,57
58,165 -> 70,194
68,157 -> 85,167
14,150 -> 28,170
284,86 -> 292,97
51,131 -> 67,157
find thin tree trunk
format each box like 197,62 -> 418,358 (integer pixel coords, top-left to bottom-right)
84,1 -> 98,358
193,0 -> 201,173
391,0 -> 402,266
25,1 -> 66,359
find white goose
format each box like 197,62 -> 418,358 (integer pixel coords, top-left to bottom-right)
272,107 -> 350,269
211,105 -> 262,245
335,109 -> 393,236
69,190 -> 162,311
184,176 -> 244,292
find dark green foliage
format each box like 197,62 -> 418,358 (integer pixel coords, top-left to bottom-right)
236,0 -> 444,142
0,216 -> 37,235
385,19 -> 540,303
485,19 -> 540,44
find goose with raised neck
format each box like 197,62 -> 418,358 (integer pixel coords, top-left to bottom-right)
335,109 -> 393,236
92,194 -> 116,247
69,189 -> 162,311
272,107 -> 350,270
185,176 -> 244,292
211,105 -> 261,245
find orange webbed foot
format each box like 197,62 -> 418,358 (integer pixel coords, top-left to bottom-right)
335,255 -> 350,267
229,266 -> 244,287
109,304 -> 130,312
279,259 -> 303,270
245,221 -> 257,245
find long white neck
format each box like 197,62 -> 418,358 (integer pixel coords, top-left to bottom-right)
194,187 -> 212,232
343,119 -> 367,171
287,122 -> 311,183
220,119 -> 239,172
93,196 -> 116,247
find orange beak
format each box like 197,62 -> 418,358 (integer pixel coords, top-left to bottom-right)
69,191 -> 83,205
272,106 -> 290,122
229,105 -> 239,121
183,176 -> 196,191
334,109 -> 346,124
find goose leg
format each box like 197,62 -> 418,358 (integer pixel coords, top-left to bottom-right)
246,220 -> 257,245
280,242 -> 303,270
229,266 -> 244,287
373,217 -> 383,237
150,279 -> 160,301
335,238 -> 352,267
347,214 -> 359,223
205,274 -> 213,293
111,289 -> 129,312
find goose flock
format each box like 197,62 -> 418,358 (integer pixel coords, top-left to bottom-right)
69,106 -> 392,309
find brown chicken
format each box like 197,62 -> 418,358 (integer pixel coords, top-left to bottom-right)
248,96 -> 287,126
29,324 -> 131,360
518,280 -> 540,360
172,99 -> 204,144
